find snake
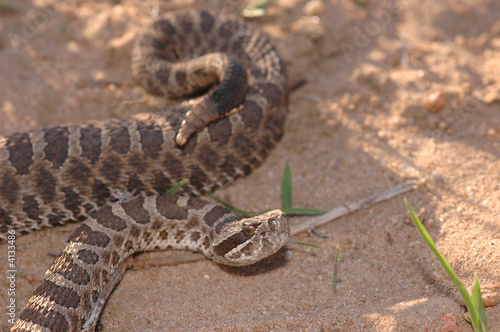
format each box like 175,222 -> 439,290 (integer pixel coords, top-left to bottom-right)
4,8 -> 289,332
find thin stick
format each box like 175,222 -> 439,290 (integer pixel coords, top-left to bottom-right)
290,180 -> 417,236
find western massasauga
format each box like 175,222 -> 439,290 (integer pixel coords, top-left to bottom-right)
4,8 -> 290,332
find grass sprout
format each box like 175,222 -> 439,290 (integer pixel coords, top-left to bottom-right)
0,3 -> 18,11
333,245 -> 344,292
241,0 -> 276,18
287,241 -> 321,249
165,179 -> 189,196
210,161 -> 326,217
405,199 -> 488,332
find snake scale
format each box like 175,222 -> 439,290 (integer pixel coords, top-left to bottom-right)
4,9 -> 290,332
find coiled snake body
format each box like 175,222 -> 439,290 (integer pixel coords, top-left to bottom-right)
5,9 -> 289,332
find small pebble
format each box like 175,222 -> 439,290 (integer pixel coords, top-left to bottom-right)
284,250 -> 293,261
482,292 -> 500,307
441,313 -> 458,332
481,85 -> 500,104
289,16 -> 325,40
303,0 -> 325,16
424,91 -> 447,113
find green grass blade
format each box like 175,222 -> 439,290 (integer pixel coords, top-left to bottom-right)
352,0 -> 368,6
472,274 -> 489,331
287,241 -> 321,249
165,179 -> 189,196
405,199 -> 485,332
0,3 -> 18,11
245,0 -> 276,10
207,193 -> 262,217
241,0 -> 276,18
281,161 -> 293,209
333,245 -> 343,292
282,207 -> 326,216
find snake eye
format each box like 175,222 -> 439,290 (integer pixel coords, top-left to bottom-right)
243,225 -> 255,236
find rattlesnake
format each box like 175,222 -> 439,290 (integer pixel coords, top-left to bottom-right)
5,8 -> 289,332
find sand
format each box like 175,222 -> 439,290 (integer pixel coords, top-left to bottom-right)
1,0 -> 499,331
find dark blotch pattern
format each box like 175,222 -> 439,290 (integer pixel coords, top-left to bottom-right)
108,124 -> 130,155
47,213 -> 62,227
264,111 -> 286,141
129,225 -> 140,238
124,240 -> 134,252
155,19 -> 176,36
143,231 -> 153,245
156,196 -> 188,220
32,279 -> 80,309
61,187 -> 83,220
191,231 -> 201,242
199,10 -> 215,32
129,152 -> 148,173
163,153 -> 183,179
77,249 -> 100,265
203,205 -> 228,227
0,208 -> 13,230
218,20 -> 234,38
179,131 -> 198,154
187,197 -> 209,210
187,165 -> 208,191
68,224 -> 110,248
113,234 -> 124,247
151,220 -> 162,230
239,99 -> 263,130
80,125 -> 102,164
66,158 -> 91,184
256,132 -> 273,159
19,306 -> 69,332
175,70 -> 187,87
100,155 -> 122,183
126,174 -> 146,195
232,133 -> 255,159
202,236 -> 211,251
50,251 -> 90,286
91,179 -> 111,207
35,167 -> 57,203
137,122 -> 164,158
101,251 -> 111,265
177,11 -> 193,33
93,205 -> 127,231
0,174 -> 19,204
257,83 -> 283,110
111,250 -> 120,266
220,154 -> 240,177
175,229 -> 185,243
122,197 -> 151,224
6,132 -> 33,175
207,117 -> 232,143
197,144 -> 219,171
43,126 -> 69,169
186,216 -> 199,229
21,195 -> 40,220
152,171 -> 172,195
159,229 -> 169,240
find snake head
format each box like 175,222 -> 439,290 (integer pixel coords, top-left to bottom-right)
212,209 -> 290,266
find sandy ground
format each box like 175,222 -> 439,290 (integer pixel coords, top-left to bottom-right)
1,0 -> 500,331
